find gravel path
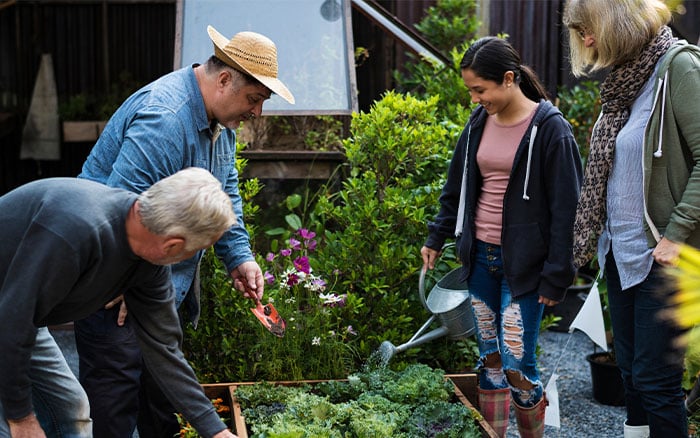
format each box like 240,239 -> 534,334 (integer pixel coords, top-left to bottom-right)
511,329 -> 626,438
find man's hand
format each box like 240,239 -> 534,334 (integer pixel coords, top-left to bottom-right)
104,294 -> 128,326
8,413 -> 46,438
231,260 -> 264,301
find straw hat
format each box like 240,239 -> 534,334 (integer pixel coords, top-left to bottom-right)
207,25 -> 295,104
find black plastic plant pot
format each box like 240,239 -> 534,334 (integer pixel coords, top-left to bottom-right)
586,352 -> 625,406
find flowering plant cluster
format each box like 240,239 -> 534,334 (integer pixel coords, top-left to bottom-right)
252,228 -> 358,381
176,398 -> 230,437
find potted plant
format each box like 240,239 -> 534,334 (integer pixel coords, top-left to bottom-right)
584,276 -> 625,406
59,72 -> 142,142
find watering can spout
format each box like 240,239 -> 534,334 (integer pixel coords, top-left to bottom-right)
376,266 -> 476,364
378,340 -> 397,365
396,325 -> 450,353
378,325 -> 450,364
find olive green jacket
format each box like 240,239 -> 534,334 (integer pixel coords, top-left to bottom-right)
643,40 -> 700,248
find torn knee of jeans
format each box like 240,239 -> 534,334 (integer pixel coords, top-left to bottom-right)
482,351 -> 502,368
471,297 -> 497,341
503,302 -> 524,360
482,365 -> 507,388
475,348 -> 500,369
506,369 -> 542,406
505,369 -> 535,390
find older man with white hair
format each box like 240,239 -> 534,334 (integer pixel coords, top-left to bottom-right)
0,168 -> 239,438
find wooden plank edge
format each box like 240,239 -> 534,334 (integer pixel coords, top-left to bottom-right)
228,384 -> 248,438
451,380 -> 499,438
221,374 -> 497,437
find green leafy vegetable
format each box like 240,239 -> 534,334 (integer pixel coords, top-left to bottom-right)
234,364 -> 482,437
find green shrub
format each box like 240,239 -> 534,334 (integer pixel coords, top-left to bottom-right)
394,0 -> 479,124
181,143 -> 265,382
312,91 -> 477,373
556,80 -> 601,164
414,0 -> 479,54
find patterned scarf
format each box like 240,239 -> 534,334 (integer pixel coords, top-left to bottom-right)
572,26 -> 675,268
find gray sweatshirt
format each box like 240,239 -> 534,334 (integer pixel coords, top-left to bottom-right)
0,177 -> 226,437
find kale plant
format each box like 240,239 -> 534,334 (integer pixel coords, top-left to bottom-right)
234,364 -> 482,437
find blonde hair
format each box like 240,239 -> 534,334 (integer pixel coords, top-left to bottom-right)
563,0 -> 671,76
139,168 -> 236,251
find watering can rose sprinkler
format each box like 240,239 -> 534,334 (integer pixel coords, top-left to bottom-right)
378,266 -> 476,364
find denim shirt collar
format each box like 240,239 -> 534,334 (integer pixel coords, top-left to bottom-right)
187,64 -> 213,135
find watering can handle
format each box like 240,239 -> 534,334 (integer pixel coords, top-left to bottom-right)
418,267 -> 430,312
418,243 -> 456,312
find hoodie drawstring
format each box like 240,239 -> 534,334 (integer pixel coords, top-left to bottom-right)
653,71 -> 668,158
455,126 -> 471,237
522,125 -> 538,201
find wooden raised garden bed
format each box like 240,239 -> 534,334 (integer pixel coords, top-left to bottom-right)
203,373 -> 497,438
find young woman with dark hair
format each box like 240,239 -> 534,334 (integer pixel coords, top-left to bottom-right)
422,37 -> 582,438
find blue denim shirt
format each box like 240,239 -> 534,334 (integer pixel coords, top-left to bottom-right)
79,65 -> 253,320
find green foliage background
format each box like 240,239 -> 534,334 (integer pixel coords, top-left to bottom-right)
181,0 -> 602,383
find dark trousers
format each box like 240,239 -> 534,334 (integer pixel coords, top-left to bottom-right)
605,254 -> 687,437
74,307 -> 179,438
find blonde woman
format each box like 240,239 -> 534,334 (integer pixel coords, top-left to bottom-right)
564,0 -> 700,436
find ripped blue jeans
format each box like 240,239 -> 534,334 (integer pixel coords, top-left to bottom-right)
468,240 -> 544,407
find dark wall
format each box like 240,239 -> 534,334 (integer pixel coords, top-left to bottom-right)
488,0 -> 567,98
0,0 -> 175,194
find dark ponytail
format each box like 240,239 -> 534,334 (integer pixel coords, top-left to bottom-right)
460,37 -> 549,102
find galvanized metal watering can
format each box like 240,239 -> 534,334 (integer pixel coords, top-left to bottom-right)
378,266 -> 475,363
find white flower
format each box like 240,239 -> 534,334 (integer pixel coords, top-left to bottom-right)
312,337 -> 321,346
319,293 -> 344,305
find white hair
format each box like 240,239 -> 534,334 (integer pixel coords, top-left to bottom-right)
138,168 -> 236,251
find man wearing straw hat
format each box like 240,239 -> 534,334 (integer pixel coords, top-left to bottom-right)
67,26 -> 294,437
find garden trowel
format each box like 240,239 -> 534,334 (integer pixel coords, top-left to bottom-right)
251,298 -> 286,337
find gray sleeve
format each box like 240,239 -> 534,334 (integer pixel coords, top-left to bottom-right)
125,267 -> 227,437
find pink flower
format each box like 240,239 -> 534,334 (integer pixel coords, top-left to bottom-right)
311,278 -> 326,291
298,229 -> 316,240
293,256 -> 310,274
289,238 -> 302,250
265,252 -> 275,262
264,271 -> 275,285
280,249 -> 292,257
285,272 -> 300,287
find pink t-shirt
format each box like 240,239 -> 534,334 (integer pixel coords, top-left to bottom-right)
475,110 -> 535,244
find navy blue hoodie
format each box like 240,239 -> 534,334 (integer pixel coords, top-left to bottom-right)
425,100 -> 583,302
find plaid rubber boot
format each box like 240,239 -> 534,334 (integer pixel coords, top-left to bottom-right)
513,394 -> 548,438
477,387 -> 511,437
